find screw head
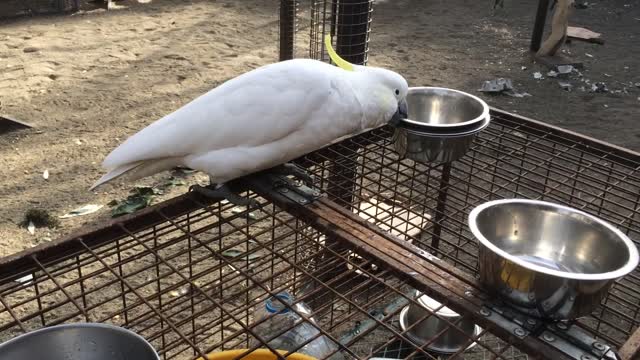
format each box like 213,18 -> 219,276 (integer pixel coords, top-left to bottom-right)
527,319 -> 536,325
543,333 -> 555,342
299,199 -> 308,204
280,188 -> 289,193
557,322 -> 568,330
593,342 -> 606,351
480,308 -> 491,317
514,328 -> 526,337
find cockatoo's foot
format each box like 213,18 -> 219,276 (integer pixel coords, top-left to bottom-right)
270,163 -> 314,186
189,183 -> 260,209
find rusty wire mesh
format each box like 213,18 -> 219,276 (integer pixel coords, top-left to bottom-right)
309,0 -> 373,64
0,110 -> 638,359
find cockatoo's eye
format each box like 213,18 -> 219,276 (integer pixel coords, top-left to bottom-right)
394,89 -> 400,96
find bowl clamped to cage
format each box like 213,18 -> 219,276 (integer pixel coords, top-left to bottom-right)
392,87 -> 491,163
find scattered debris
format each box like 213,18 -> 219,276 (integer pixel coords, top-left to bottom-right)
604,104 -> 609,108
547,70 -> 558,78
169,290 -> 180,297
567,26 -> 604,45
23,47 -> 39,53
231,207 -> 258,220
585,53 -> 594,58
221,248 -> 261,261
164,176 -> 186,187
556,65 -> 574,75
558,80 -> 573,91
521,66 -> 527,71
27,221 -> 35,235
15,274 -> 34,284
20,209 -> 60,229
604,73 -> 612,77
74,138 -> 82,145
591,82 -> 609,93
110,186 -> 161,217
635,83 -> 640,88
574,1 -> 589,9
60,204 -> 104,218
479,78 -> 531,98
42,169 -> 49,180
533,72 -> 543,80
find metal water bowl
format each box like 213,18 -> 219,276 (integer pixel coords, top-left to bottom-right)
393,87 -> 490,163
469,199 -> 640,320
0,323 -> 159,360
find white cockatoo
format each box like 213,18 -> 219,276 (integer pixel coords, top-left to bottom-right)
91,35 -> 409,206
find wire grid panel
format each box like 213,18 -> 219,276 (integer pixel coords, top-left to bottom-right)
295,112 -> 640,350
309,0 -> 373,64
0,111 -> 638,359
0,198 -> 528,360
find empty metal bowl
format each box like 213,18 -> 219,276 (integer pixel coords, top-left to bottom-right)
398,291 -> 481,354
400,87 -> 490,134
393,117 -> 489,163
469,199 -> 640,320
0,323 -> 159,360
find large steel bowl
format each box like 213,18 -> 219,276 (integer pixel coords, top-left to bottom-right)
392,87 -> 490,164
469,199 -> 640,320
398,291 -> 481,354
400,87 -> 490,133
0,323 -> 159,360
393,117 -> 489,163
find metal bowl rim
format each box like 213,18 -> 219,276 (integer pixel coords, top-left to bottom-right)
0,322 -> 160,359
468,198 -> 640,281
400,86 -> 490,129
398,306 -> 482,354
402,116 -> 490,138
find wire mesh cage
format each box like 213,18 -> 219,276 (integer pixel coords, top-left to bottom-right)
0,110 -> 638,360
0,0 -> 78,19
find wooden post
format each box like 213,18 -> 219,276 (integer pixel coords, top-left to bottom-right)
537,0 -> 573,57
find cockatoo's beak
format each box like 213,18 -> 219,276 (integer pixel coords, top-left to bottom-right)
389,99 -> 408,127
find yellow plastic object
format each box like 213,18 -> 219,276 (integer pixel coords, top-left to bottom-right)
199,349 -> 318,360
324,34 -> 354,71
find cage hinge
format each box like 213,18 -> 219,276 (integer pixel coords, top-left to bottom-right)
482,302 -> 620,360
245,171 -> 322,207
539,323 -> 620,360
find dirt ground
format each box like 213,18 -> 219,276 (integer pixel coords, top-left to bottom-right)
0,0 -> 638,257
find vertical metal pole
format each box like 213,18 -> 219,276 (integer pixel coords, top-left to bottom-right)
530,0 -> 550,52
279,0 -> 297,61
327,0 -> 373,208
431,163 -> 452,253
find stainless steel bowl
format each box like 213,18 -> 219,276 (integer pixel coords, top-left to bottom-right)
400,87 -> 490,133
0,323 -> 159,360
398,291 -> 481,354
393,117 -> 489,163
469,199 -> 640,320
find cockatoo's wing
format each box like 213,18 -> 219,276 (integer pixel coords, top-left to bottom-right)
101,59 -> 353,171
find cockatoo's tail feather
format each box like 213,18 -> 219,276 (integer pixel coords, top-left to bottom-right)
324,34 -> 354,71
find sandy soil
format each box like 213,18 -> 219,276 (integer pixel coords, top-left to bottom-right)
0,0 -> 638,257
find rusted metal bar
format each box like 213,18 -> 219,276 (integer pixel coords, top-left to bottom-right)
431,163 -> 452,252
619,326 -> 640,360
244,177 -> 573,360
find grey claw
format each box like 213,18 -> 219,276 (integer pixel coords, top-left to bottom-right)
190,183 -> 260,209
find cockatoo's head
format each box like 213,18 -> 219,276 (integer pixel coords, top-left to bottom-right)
325,35 -> 409,129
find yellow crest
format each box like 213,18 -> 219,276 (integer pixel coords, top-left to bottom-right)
324,34 -> 354,71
